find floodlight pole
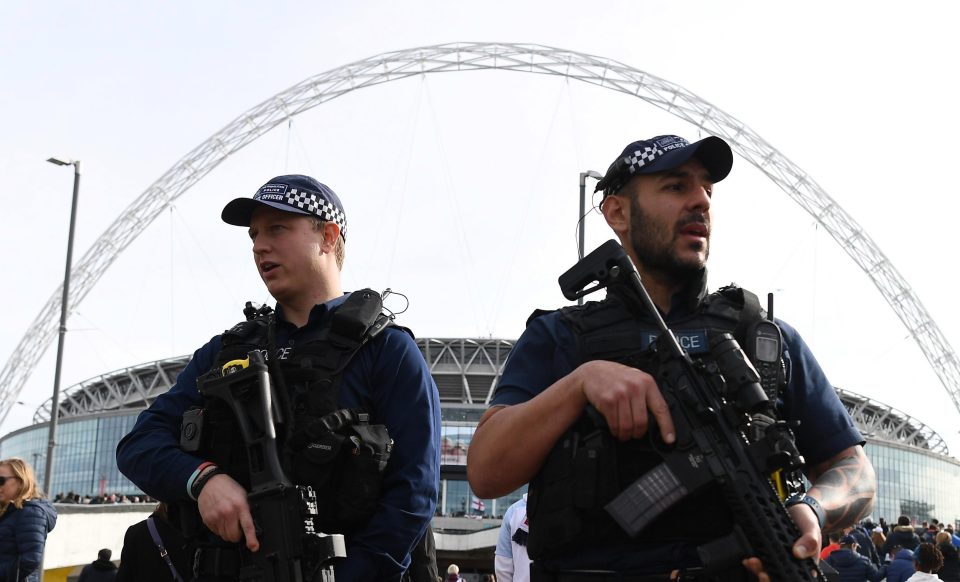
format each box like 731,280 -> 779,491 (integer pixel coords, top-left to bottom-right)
43,157 -> 80,497
578,170 -> 603,305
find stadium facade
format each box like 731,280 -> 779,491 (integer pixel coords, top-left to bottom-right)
2,337 -> 959,536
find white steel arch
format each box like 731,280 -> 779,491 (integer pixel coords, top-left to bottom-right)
3,42 -> 958,427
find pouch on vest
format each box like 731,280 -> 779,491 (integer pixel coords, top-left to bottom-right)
287,409 -> 393,534
527,407 -> 622,560
338,422 -> 392,528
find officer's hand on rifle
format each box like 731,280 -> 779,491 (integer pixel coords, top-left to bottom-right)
741,503 -> 822,581
786,502 -> 823,566
577,360 -> 676,443
198,473 -> 261,552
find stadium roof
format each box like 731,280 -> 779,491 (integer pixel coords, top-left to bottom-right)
31,338 -> 949,455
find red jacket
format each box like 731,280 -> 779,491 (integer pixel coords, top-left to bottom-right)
820,542 -> 840,560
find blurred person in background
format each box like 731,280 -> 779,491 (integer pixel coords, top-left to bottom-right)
116,503 -> 192,582
77,549 -> 117,582
824,534 -> 887,582
935,532 -> 960,582
848,522 -> 881,566
886,516 -> 923,556
870,529 -> 887,561
887,545 -> 918,582
445,564 -> 463,582
0,458 -> 57,582
821,531 -> 842,561
907,543 -> 944,582
945,525 -> 960,549
495,495 -> 530,582
403,524 -> 439,582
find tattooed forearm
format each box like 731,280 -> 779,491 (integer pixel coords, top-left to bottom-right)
808,446 -> 876,531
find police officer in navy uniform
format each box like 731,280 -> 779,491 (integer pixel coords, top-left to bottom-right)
117,175 -> 441,581
467,135 -> 877,581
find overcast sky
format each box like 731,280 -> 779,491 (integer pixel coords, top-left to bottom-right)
3,0 -> 960,454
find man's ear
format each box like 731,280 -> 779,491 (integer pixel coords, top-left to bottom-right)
322,222 -> 340,251
601,194 -> 630,239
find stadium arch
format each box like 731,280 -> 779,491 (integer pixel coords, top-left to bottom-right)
3,42 -> 958,425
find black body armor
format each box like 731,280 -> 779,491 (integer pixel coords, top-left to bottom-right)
179,289 -> 397,537
526,283 -> 787,562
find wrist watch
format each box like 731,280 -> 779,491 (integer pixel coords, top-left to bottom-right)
784,493 -> 826,530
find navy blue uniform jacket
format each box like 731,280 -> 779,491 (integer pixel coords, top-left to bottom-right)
116,293 -> 441,581
492,286 -> 864,571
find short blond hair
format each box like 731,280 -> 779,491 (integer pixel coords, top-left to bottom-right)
0,457 -> 43,516
310,218 -> 345,270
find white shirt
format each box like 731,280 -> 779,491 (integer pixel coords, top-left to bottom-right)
906,572 -> 941,581
495,496 -> 530,582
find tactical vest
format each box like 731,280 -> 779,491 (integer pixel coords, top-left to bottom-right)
526,284 -> 786,562
180,289 -> 397,536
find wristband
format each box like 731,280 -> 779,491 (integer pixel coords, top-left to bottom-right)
784,493 -> 826,530
186,461 -> 215,499
190,465 -> 221,500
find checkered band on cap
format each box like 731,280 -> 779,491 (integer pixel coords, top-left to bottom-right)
595,135 -> 713,198
624,135 -> 692,175
252,184 -> 348,239
282,188 -> 348,238
625,145 -> 666,175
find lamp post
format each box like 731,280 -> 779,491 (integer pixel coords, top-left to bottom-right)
578,170 -> 603,305
43,157 -> 80,497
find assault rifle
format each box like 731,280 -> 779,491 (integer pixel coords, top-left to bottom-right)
559,240 -> 831,581
198,351 -> 346,582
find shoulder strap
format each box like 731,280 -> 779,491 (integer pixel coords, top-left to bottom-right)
146,517 -> 185,582
526,308 -> 558,327
331,288 -> 391,345
221,304 -> 273,347
557,295 -> 644,365
733,287 -> 763,347
315,289 -> 392,375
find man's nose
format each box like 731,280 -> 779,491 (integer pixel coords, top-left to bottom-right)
252,236 -> 270,254
689,184 -> 711,210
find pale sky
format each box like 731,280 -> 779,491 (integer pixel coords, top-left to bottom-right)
3,0 -> 960,453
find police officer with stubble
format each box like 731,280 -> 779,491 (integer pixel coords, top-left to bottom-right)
467,135 -> 877,581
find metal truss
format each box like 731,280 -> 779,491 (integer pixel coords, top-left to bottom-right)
34,338 -> 513,421
4,42 -> 959,427
35,346 -> 949,457
32,356 -> 191,424
418,338 -> 515,404
836,387 -> 947,454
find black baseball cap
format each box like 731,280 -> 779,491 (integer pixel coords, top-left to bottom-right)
840,534 -> 858,545
594,135 -> 734,200
221,174 -> 348,241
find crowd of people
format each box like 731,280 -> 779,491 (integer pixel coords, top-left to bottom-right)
52,491 -> 156,505
820,515 -> 960,581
